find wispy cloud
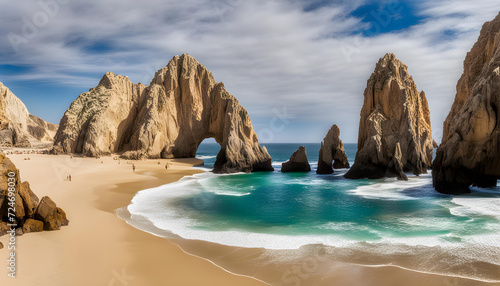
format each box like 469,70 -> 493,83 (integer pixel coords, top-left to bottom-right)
0,0 -> 499,142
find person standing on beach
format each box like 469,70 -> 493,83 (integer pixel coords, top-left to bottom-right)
132,164 -> 136,172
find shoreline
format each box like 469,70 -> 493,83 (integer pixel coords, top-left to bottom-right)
0,154 -> 267,286
0,153 -> 499,286
122,167 -> 500,286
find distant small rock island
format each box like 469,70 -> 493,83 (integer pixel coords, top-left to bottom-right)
281,146 -> 311,172
316,124 -> 349,174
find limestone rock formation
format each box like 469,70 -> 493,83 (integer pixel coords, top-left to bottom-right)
344,53 -> 434,180
0,153 -> 68,234
53,72 -> 146,156
317,124 -> 349,174
281,146 -> 311,172
433,12 -> 500,194
0,82 -> 57,147
53,54 -> 273,173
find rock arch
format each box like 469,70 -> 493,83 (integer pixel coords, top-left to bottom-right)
53,54 -> 273,173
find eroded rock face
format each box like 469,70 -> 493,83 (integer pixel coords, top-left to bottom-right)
0,82 -> 57,147
27,114 -> 58,142
317,124 -> 349,174
54,72 -> 146,156
386,142 -> 408,181
344,53 -> 433,180
0,153 -> 68,234
282,146 -> 311,172
54,54 -> 273,173
433,12 -> 500,194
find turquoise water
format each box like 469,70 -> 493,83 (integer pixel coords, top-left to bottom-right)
175,144 -> 500,245
126,143 -> 500,281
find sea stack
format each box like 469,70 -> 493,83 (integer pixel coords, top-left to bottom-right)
317,124 -> 349,174
53,54 -> 273,173
282,146 -> 311,172
433,12 -> 500,194
0,82 -> 57,147
344,53 -> 433,180
0,153 -> 68,235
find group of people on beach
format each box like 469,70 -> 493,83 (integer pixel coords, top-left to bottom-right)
2,150 -> 50,155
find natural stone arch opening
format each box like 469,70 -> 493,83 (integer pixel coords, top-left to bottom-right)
193,138 -> 221,167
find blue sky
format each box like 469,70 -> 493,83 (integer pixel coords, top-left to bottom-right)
0,0 -> 499,143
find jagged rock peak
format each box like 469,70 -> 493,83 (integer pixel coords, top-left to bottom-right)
53,54 -> 273,173
0,82 -> 57,147
433,12 -> 500,194
281,146 -> 311,172
316,124 -> 349,174
344,53 -> 433,180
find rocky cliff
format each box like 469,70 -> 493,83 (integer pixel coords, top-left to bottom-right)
281,146 -> 311,172
53,54 -> 273,173
317,124 -> 349,174
0,82 -> 57,147
27,114 -> 58,142
344,53 -> 433,180
0,153 -> 68,235
433,12 -> 500,194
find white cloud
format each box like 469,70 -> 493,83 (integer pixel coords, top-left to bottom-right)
0,0 -> 499,142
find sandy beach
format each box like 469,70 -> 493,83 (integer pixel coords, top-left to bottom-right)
0,154 -> 266,286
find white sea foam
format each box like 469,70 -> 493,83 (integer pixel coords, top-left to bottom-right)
272,161 -> 318,166
348,174 -> 431,201
205,190 -> 252,196
450,196 -> 500,221
196,155 -> 217,160
125,171 -> 500,251
283,178 -> 324,185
